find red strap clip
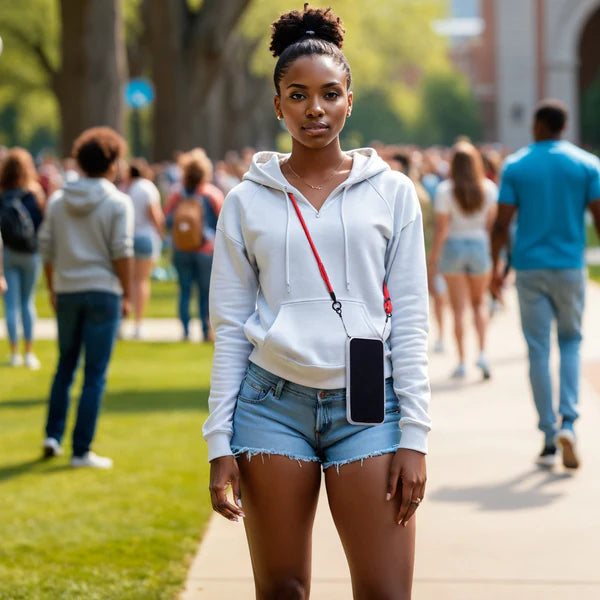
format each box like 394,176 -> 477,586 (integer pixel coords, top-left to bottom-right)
383,282 -> 393,317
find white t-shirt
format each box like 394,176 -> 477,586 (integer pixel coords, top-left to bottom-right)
128,178 -> 161,239
434,178 -> 497,240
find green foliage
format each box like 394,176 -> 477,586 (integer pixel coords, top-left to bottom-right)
342,90 -> 409,146
0,0 -> 482,153
1,339 -> 213,599
581,70 -> 600,151
0,0 -> 60,151
412,69 -> 482,146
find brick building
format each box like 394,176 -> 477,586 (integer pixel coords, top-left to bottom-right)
449,0 -> 600,148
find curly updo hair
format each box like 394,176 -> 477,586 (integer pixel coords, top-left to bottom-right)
270,4 -> 351,95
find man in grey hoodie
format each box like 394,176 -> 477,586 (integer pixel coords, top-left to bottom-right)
38,127 -> 134,468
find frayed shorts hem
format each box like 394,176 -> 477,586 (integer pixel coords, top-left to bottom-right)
232,446 -> 320,466
231,444 -> 400,473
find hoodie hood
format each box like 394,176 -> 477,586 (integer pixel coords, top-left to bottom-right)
62,178 -> 115,216
243,147 -> 390,191
243,148 -> 391,296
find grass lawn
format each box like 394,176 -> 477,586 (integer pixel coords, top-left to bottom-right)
26,277 -> 181,320
1,340 -> 213,599
0,254 -> 180,321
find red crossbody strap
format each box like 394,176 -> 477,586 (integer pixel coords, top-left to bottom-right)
287,193 -> 392,318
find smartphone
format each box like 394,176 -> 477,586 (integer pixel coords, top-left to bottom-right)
345,337 -> 385,425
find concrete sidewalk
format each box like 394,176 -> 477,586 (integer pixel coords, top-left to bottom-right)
1,317 -> 205,344
180,282 -> 600,600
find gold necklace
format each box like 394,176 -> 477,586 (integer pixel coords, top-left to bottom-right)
285,155 -> 347,190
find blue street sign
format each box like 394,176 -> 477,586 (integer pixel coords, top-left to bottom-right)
125,78 -> 154,108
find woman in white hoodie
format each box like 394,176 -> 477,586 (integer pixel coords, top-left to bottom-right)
205,6 -> 430,598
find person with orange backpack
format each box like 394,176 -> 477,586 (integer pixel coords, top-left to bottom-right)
164,149 -> 223,341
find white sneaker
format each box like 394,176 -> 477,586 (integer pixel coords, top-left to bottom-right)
535,444 -> 558,468
433,339 -> 445,353
71,451 -> 113,469
451,363 -> 466,378
43,437 -> 63,458
10,353 -> 23,367
24,352 -> 41,370
132,325 -> 144,340
476,354 -> 491,380
555,429 -> 580,469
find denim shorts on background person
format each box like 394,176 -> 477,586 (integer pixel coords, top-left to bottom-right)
439,238 -> 491,275
133,234 -> 157,259
230,362 -> 402,471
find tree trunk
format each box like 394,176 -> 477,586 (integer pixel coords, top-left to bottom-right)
56,0 -> 127,155
144,0 -> 251,161
193,37 -> 279,158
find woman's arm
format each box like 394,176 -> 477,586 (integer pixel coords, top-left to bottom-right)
147,200 -> 165,237
385,185 -> 431,524
203,190 -> 260,522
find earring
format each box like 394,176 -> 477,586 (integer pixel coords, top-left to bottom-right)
276,114 -> 282,121
346,111 -> 352,118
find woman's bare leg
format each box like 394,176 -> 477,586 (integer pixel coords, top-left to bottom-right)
433,291 -> 446,342
444,273 -> 468,364
325,454 -> 416,600
466,272 -> 490,353
132,258 -> 155,326
238,455 -> 322,600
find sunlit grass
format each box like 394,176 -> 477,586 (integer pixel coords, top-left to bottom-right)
1,340 -> 213,599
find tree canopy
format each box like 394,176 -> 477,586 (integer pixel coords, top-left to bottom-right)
0,0 -> 483,156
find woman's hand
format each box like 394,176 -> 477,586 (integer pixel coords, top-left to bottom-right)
489,269 -> 504,301
386,448 -> 427,527
0,275 -> 7,295
209,455 -> 245,522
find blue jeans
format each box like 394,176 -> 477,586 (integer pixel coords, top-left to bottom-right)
45,292 -> 120,456
515,269 -> 585,445
173,250 -> 213,338
2,248 -> 41,344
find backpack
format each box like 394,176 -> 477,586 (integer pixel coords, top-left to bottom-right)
0,193 -> 37,253
172,193 -> 204,251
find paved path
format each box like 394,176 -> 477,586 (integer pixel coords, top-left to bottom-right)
0,317 -> 205,344
180,282 -> 600,600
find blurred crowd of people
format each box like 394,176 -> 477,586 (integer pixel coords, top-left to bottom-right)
0,137 -> 511,376
2,99 -> 599,471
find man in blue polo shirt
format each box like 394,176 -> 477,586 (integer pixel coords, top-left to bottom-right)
491,99 -> 600,470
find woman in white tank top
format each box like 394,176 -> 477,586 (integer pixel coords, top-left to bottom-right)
428,142 -> 498,380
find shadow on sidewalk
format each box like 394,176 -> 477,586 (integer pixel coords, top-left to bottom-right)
429,468 -> 573,511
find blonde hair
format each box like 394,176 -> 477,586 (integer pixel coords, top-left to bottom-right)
450,142 -> 485,214
178,148 -> 213,191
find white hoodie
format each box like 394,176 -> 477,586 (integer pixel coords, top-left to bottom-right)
203,148 -> 431,461
38,178 -> 134,295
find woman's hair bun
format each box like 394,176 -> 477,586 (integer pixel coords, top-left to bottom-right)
270,4 -> 345,57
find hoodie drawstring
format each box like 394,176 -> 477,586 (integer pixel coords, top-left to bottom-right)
340,187 -> 350,291
284,188 -> 291,294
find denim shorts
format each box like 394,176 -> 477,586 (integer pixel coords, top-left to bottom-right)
133,234 -> 157,259
230,363 -> 402,471
439,238 -> 491,275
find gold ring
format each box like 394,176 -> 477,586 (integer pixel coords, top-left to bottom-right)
411,497 -> 422,505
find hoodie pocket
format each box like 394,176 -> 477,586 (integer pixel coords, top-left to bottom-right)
263,299 -> 379,368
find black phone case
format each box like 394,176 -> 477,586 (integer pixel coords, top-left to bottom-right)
345,337 -> 385,425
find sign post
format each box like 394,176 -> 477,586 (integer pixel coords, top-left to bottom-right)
125,78 -> 154,157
